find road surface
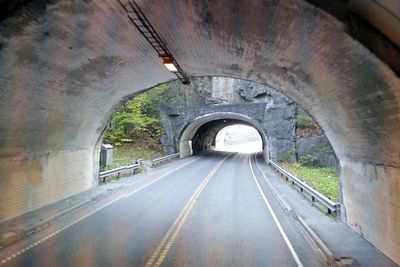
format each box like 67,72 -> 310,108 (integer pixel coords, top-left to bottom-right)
0,152 -> 322,267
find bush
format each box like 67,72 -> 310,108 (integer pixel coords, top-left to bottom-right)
299,154 -> 319,166
280,149 -> 295,163
296,114 -> 314,128
105,85 -> 167,144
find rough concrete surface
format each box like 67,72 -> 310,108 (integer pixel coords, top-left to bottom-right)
0,0 -> 399,263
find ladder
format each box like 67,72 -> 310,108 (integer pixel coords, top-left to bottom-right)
118,0 -> 191,84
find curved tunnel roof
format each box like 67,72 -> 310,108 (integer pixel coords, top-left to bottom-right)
0,0 -> 399,263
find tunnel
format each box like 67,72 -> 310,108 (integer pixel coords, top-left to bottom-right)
0,0 -> 399,263
214,125 -> 263,153
179,113 -> 269,160
192,122 -> 262,154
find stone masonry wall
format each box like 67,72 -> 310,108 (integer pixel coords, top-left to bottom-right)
157,77 -> 296,162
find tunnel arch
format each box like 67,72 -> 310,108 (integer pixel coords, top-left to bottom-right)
0,0 -> 399,262
178,113 -> 269,160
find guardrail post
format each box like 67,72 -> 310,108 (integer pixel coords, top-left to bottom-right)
268,159 -> 339,216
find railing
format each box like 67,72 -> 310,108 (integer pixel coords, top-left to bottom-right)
152,153 -> 179,166
269,160 -> 339,214
99,162 -> 141,182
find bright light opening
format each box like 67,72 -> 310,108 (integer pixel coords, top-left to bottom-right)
215,125 -> 262,153
163,58 -> 178,72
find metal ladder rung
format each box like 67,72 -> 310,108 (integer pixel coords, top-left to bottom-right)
120,0 -> 190,85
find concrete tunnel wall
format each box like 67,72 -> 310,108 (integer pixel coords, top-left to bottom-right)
0,0 -> 399,263
179,113 -> 269,160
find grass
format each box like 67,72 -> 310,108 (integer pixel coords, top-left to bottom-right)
100,143 -> 164,171
280,162 -> 340,202
296,113 -> 314,128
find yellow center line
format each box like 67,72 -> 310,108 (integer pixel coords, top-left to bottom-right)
145,154 -> 230,267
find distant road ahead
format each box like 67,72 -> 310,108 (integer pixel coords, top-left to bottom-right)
1,152 -> 321,267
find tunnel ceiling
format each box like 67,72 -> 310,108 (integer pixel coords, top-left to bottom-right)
0,0 -> 398,165
0,0 -> 400,262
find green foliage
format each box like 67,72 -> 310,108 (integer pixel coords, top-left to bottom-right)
105,85 -> 167,144
100,143 -> 163,171
296,114 -> 314,128
280,149 -> 295,163
281,162 -> 340,202
298,154 -> 319,166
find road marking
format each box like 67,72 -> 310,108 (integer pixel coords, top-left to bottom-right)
249,154 -> 304,267
122,157 -> 202,198
0,157 -> 201,266
253,155 -> 292,212
145,154 -> 231,267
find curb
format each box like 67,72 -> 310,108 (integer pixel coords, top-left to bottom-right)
0,188 -> 123,250
296,216 -> 353,266
253,157 -> 353,266
0,157 -> 190,251
0,199 -> 93,250
24,199 -> 93,236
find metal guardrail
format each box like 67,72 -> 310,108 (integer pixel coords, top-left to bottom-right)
151,153 -> 179,166
269,160 -> 339,214
99,162 -> 141,182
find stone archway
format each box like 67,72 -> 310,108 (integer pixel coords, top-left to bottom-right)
179,113 -> 269,161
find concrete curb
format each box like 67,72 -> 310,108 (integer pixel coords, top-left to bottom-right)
24,199 -> 93,236
0,187 -> 127,250
0,157 -> 187,251
0,198 -> 94,250
253,157 -> 353,266
296,215 -> 353,266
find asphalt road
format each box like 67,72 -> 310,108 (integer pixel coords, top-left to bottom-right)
0,152 -> 322,267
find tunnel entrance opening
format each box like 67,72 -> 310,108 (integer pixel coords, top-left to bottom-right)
96,77 -> 341,205
178,112 -> 270,161
215,124 -> 262,154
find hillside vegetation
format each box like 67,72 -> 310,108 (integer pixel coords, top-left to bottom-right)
102,85 -> 167,169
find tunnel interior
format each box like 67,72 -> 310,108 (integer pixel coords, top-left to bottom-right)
0,0 -> 399,263
179,113 -> 270,162
215,124 -> 263,153
191,120 -> 264,155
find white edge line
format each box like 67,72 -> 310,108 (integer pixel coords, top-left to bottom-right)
249,154 -> 304,267
253,156 -> 292,212
122,157 -> 201,198
0,156 -> 201,265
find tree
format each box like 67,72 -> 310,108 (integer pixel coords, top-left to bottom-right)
105,85 -> 167,145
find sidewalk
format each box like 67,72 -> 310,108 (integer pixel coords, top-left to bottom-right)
0,157 -> 195,250
255,157 -> 398,267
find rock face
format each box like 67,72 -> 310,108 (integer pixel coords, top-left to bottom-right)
157,77 -> 296,162
158,77 -> 338,167
296,136 -> 338,168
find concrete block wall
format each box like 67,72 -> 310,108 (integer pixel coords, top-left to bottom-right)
0,148 -> 95,222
